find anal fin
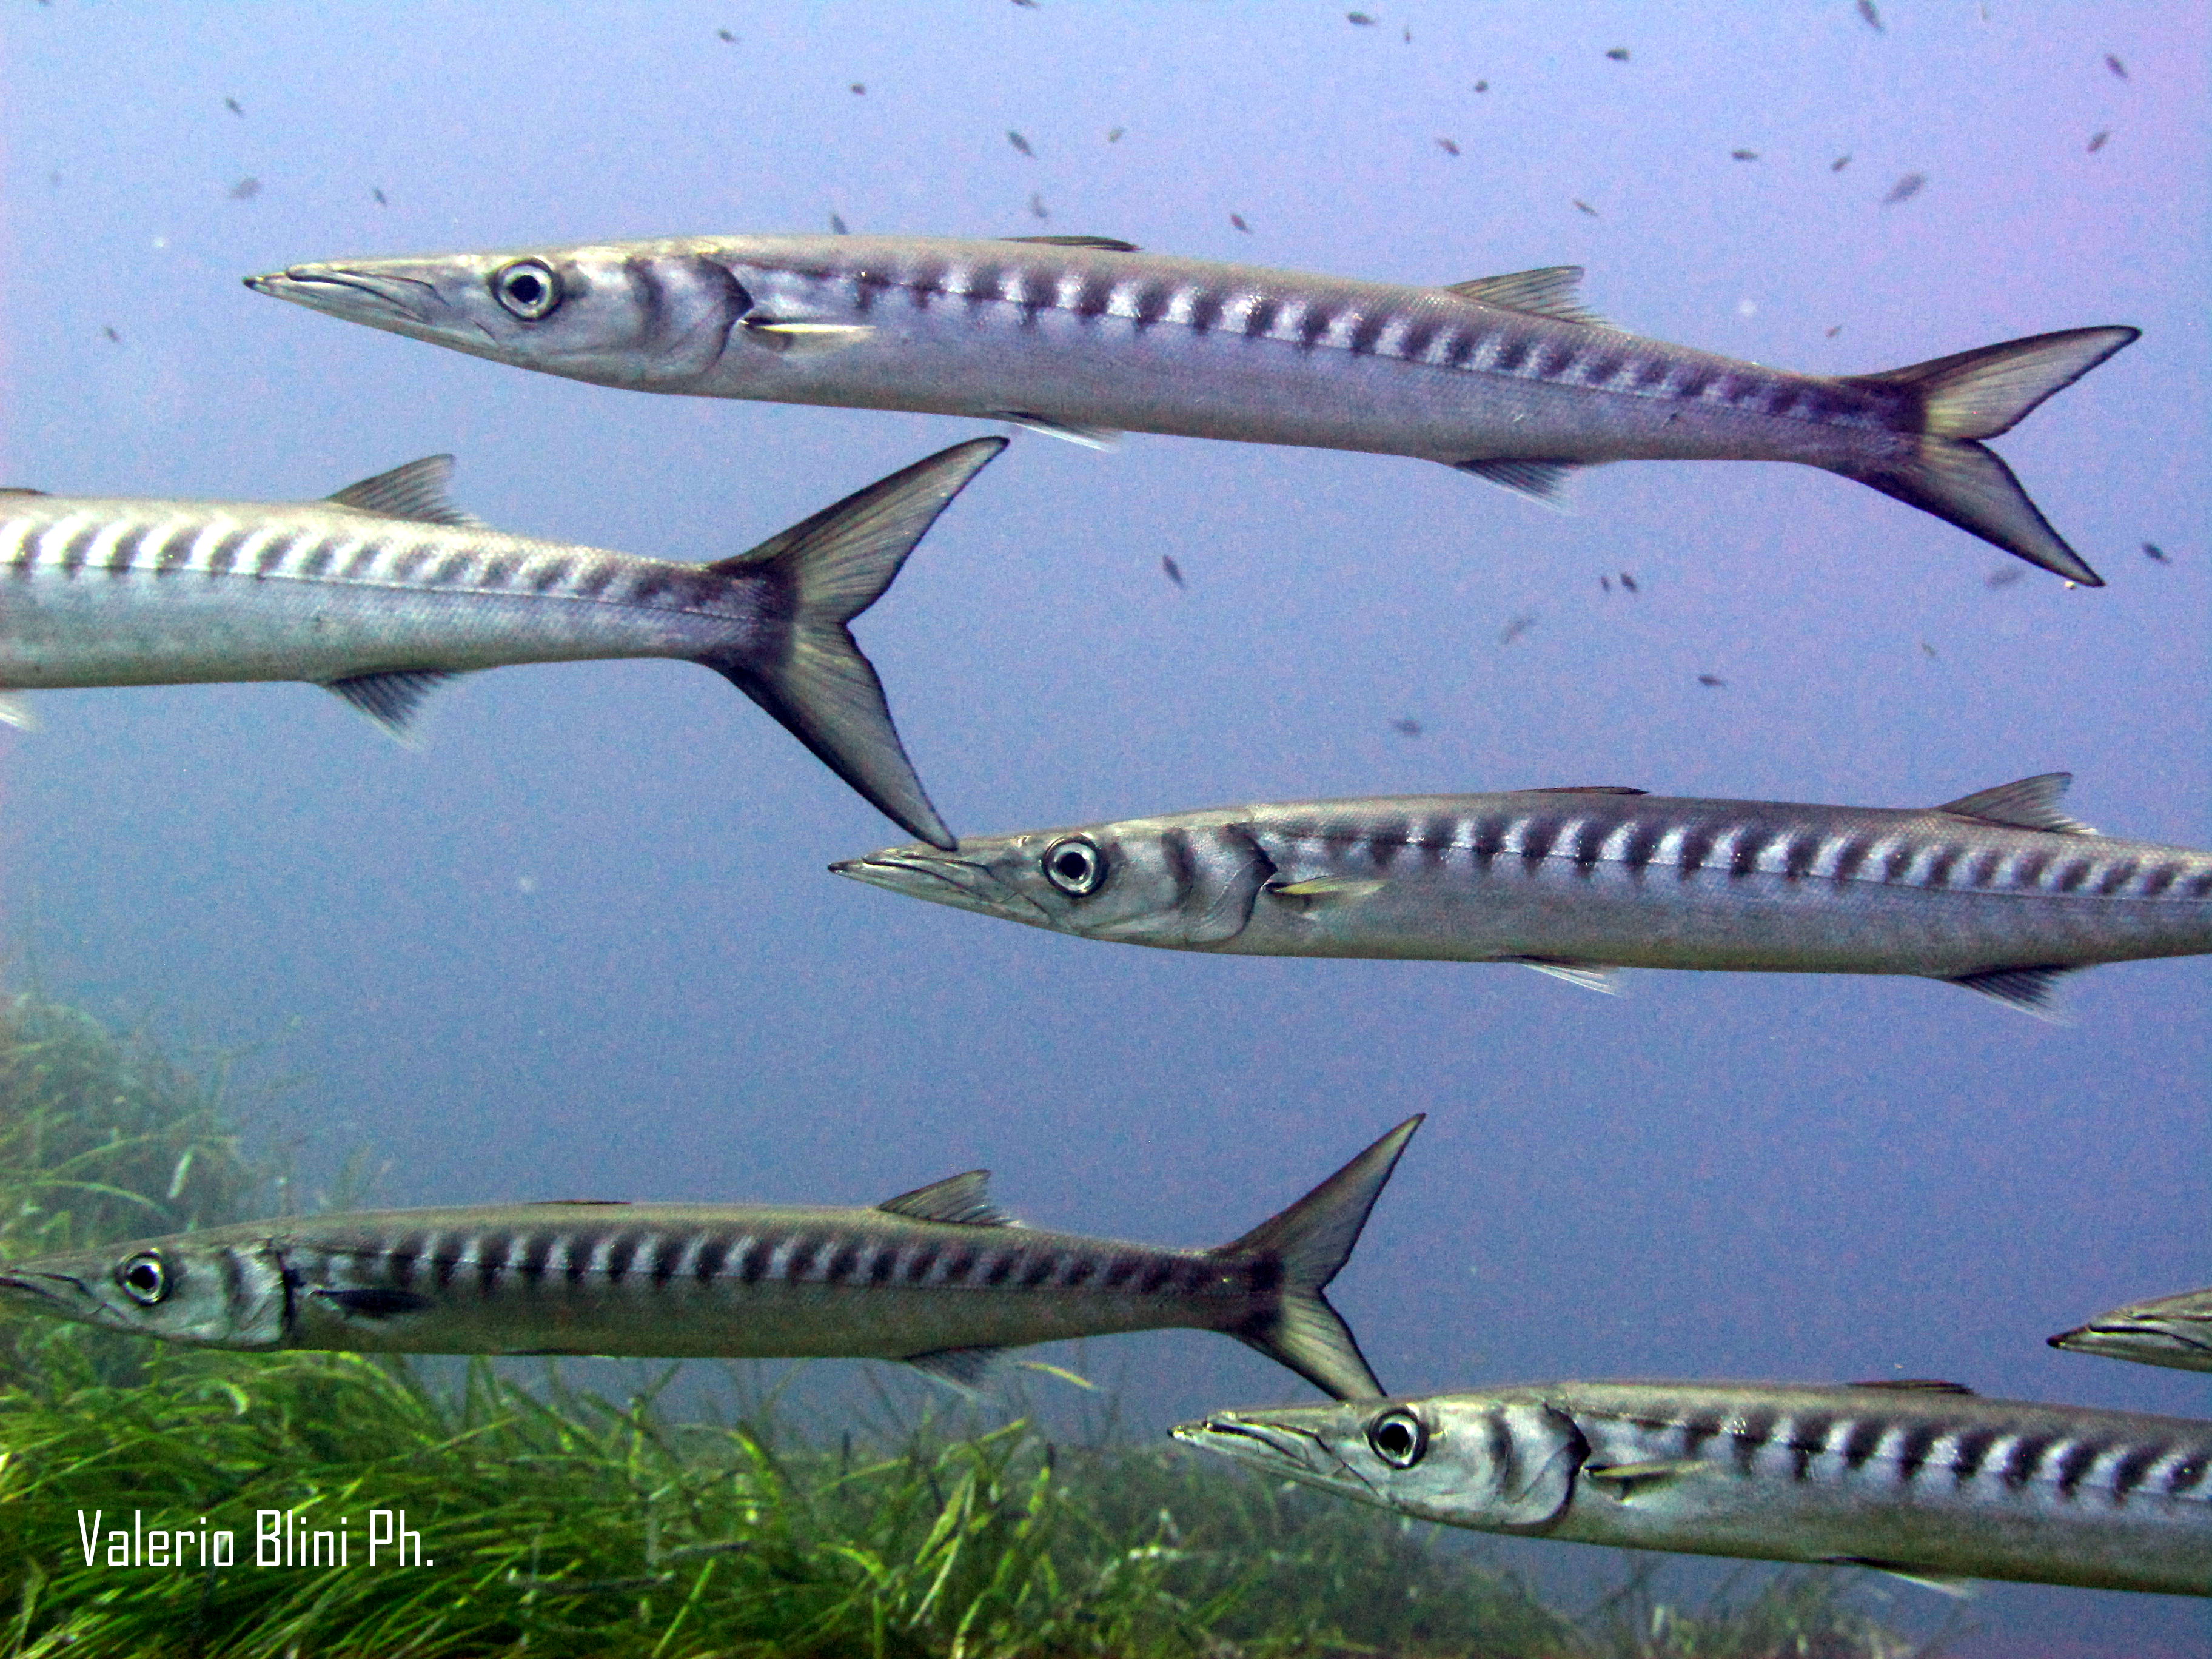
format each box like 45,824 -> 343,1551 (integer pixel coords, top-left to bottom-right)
324,669 -> 463,739
1945,964 -> 2077,1021
1501,957 -> 1623,994
1452,458 -> 1583,506
903,1345 -> 1004,1390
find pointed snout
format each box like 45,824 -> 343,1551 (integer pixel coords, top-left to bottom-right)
829,848 -> 1051,924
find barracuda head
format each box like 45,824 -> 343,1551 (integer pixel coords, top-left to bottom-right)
831,814 -> 1274,949
1171,1394 -> 1580,1532
2050,1289 -> 2212,1373
244,242 -> 754,390
0,1233 -> 286,1349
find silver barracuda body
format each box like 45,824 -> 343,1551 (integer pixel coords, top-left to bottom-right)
246,234 -> 2137,582
2053,1286 -> 2212,1373
0,440 -> 1005,847
1175,1379 -> 2212,1595
0,1118 -> 1418,1398
832,774 -> 2212,1015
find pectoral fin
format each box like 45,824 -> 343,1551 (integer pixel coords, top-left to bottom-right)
1267,877 -> 1388,903
742,319 -> 877,355
317,1287 -> 432,1319
1584,1459 -> 1712,1493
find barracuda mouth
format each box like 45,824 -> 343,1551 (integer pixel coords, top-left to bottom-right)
1171,1415 -> 1357,1486
828,852 -> 1053,925
242,267 -> 491,347
2051,1320 -> 2212,1364
0,1269 -> 84,1309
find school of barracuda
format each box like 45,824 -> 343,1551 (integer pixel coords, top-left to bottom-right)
0,203 -> 2198,1607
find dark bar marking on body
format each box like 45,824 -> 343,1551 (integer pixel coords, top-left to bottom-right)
1104,1255 -> 1139,1289
1892,1421 -> 1943,1483
1348,312 -> 1390,355
1020,1255 -> 1057,1288
941,1247 -> 977,1284
2110,1441 -> 2170,1503
573,566 -> 618,600
1185,286 -> 1225,335
1784,836 -> 1823,879
1999,1435 -> 2047,1490
823,1238 -> 865,1284
691,1234 -> 731,1284
1676,826 -> 1718,877
737,1237 -> 773,1284
1634,357 -> 1671,389
2167,1453 -> 2210,1495
1729,828 -> 1772,878
1840,1418 -> 1885,1470
1443,326 -> 1481,368
530,558 -> 573,593
628,256 -> 670,347
649,1235 -> 688,1287
1729,1409 -> 1778,1473
2054,858 -> 2094,894
1494,333 -> 1533,374
984,1253 -> 1017,1287
516,1233 -> 554,1286
1242,296 -> 1283,340
2096,859 -> 2139,896
429,552 -> 474,588
1538,343 -> 1578,380
1296,304 -> 1336,350
1399,317 -> 1441,361
1949,1427 -> 2000,1485
866,1244 -> 898,1285
2053,1439 -> 2103,1495
475,1233 -> 511,1294
1517,817 -> 1562,865
2139,862 -> 2183,897
204,531 -> 250,577
1923,845 -> 1963,889
602,1231 -> 644,1284
903,1242 -> 940,1284
1965,848 -> 2006,888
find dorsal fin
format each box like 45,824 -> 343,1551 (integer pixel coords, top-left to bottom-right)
1849,1378 -> 1978,1395
526,1199 -> 632,1207
1445,266 -> 1610,326
1523,785 -> 1649,796
0,488 -> 49,497
1936,773 -> 2097,835
877,1171 -> 1018,1227
326,456 -> 489,528
1000,235 -> 1140,252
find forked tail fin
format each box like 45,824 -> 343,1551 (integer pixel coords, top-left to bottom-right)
701,438 -> 1005,850
1212,1115 -> 1422,1400
1839,326 -> 2137,584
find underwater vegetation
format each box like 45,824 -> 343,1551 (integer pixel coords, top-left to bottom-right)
0,996 -> 1934,1657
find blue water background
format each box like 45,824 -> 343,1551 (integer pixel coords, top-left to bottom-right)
2,5 -> 2206,1652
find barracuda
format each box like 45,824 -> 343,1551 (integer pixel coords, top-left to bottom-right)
246,233 -> 2137,581
1174,1379 -> 2212,1595
0,440 -> 1006,848
0,1118 -> 1418,1398
2053,1287 -> 2212,1373
831,774 -> 2212,1016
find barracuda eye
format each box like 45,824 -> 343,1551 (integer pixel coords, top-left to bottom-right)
491,260 -> 563,321
1042,837 -> 1106,896
1366,1409 -> 1427,1469
117,1252 -> 171,1307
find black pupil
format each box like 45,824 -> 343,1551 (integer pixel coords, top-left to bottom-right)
508,272 -> 545,305
127,1262 -> 159,1293
1376,1419 -> 1413,1456
1054,850 -> 1090,882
